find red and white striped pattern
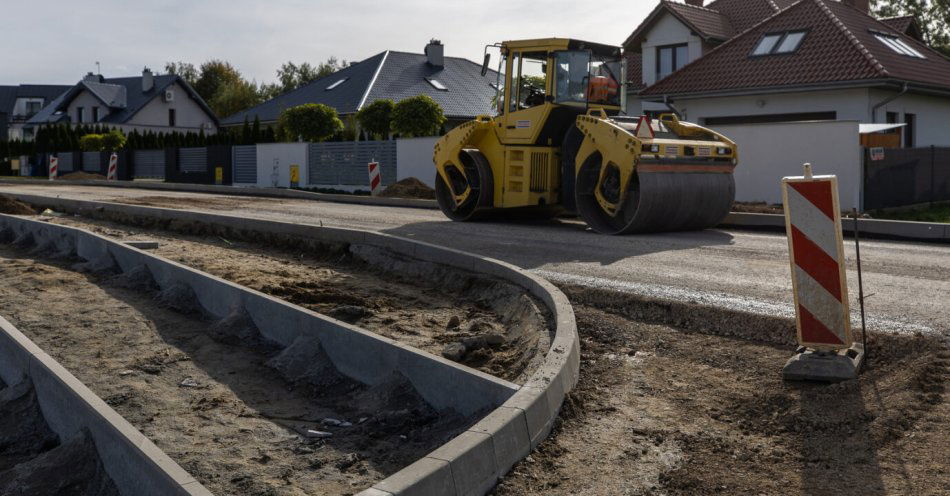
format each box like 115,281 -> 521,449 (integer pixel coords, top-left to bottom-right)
782,172 -> 852,350
107,153 -> 118,180
48,156 -> 58,181
367,161 -> 382,196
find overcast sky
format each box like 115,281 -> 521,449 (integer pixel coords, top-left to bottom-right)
1,0 -> 652,86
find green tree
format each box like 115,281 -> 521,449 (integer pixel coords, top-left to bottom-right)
392,95 -> 446,137
356,99 -> 395,140
872,0 -> 950,56
193,60 -> 243,105
241,117 -> 252,145
79,134 -> 104,152
101,130 -> 126,151
277,104 -> 343,142
209,78 -> 262,119
252,115 -> 262,143
164,61 -> 199,86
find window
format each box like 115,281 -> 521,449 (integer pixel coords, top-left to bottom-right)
554,50 -> 622,106
873,32 -> 925,58
509,51 -> 547,112
657,44 -> 688,80
904,113 -> 915,148
886,111 -> 898,124
26,101 -> 42,115
76,106 -> 84,123
92,106 -> 100,122
751,31 -> 807,56
426,78 -> 448,91
325,78 -> 348,90
168,108 -> 176,127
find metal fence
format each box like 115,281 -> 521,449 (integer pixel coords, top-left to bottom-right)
179,147 -> 207,173
82,151 -> 101,172
56,152 -> 74,172
232,145 -> 257,184
308,141 -> 396,186
133,150 -> 165,179
864,146 -> 950,210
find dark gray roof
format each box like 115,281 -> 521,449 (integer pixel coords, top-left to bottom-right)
0,84 -> 71,114
28,74 -> 217,126
221,50 -> 498,125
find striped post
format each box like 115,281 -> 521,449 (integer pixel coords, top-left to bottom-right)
107,153 -> 118,180
782,163 -> 852,351
367,161 -> 382,196
49,156 -> 58,181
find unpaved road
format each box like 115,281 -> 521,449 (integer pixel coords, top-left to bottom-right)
2,183 -> 947,337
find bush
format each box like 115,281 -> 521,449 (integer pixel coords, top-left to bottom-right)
100,130 -> 127,151
392,95 -> 445,137
277,103 -> 343,142
356,99 -> 395,139
79,134 -> 104,152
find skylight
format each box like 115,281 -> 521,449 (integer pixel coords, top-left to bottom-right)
325,78 -> 348,90
426,78 -> 448,91
751,31 -> 807,56
873,32 -> 925,58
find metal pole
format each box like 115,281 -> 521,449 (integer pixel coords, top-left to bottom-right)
931,145 -> 936,207
852,208 -> 869,367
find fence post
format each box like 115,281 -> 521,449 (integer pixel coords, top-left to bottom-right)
931,145 -> 936,207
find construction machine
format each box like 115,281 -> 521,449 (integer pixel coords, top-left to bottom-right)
432,38 -> 738,234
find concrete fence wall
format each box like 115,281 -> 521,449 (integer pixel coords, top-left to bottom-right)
396,137 -> 439,187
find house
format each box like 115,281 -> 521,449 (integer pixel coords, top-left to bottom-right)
27,69 -> 219,135
624,0 -> 950,208
221,40 -> 498,131
0,84 -> 71,141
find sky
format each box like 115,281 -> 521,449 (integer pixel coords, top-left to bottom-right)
0,0 -> 653,86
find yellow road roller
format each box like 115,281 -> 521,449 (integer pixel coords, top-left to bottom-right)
432,38 -> 738,234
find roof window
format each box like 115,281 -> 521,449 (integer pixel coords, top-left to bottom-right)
751,30 -> 807,56
873,32 -> 925,58
426,78 -> 448,91
325,78 -> 348,90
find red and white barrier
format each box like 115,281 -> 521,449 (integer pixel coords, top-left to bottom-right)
107,153 -> 118,180
49,156 -> 58,181
367,161 -> 382,196
782,164 -> 852,350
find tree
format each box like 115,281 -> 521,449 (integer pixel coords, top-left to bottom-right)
277,104 -> 343,142
209,78 -> 262,119
252,115 -> 262,143
79,134 -> 104,152
193,60 -> 243,105
872,0 -> 950,56
241,117 -> 252,145
392,95 -> 446,137
165,61 -> 199,86
356,99 -> 395,140
101,130 -> 126,151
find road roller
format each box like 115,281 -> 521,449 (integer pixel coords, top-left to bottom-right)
432,38 -> 738,234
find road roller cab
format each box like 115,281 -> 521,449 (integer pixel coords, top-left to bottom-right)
432,37 -> 738,234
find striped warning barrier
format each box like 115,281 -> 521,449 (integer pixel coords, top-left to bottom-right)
782,164 -> 852,350
49,156 -> 58,181
367,161 -> 382,196
107,153 -> 118,180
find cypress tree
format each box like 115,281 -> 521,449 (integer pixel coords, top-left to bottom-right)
252,115 -> 261,143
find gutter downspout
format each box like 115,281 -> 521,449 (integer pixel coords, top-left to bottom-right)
662,95 -> 682,118
870,82 -> 908,123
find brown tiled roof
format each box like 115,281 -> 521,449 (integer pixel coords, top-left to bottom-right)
623,1 -> 735,48
641,0 -> 950,97
626,52 -> 645,90
704,0 -> 784,33
880,15 -> 914,33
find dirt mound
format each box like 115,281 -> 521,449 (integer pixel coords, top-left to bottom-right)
732,201 -> 783,214
59,172 -> 106,181
0,195 -> 35,215
378,177 -> 435,199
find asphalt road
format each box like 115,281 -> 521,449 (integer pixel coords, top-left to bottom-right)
2,183 -> 947,336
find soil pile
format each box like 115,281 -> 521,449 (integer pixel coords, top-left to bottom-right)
60,172 -> 106,181
0,195 -> 35,215
732,201 -> 784,214
378,177 -> 435,199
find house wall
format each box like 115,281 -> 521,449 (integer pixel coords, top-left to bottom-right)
672,88 -> 872,123
65,91 -> 112,124
11,97 -> 46,118
869,89 -> 950,147
127,82 -> 217,133
714,120 -> 863,208
255,143 -> 308,188
640,13 -> 703,88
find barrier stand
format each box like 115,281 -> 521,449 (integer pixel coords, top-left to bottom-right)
49,155 -> 58,181
367,160 -> 381,196
781,163 -> 865,382
107,153 -> 118,180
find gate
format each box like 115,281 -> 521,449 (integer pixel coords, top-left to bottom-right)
56,152 -> 74,172
863,146 -> 950,209
82,151 -> 101,172
232,145 -> 257,185
179,147 -> 207,173
133,150 -> 165,179
308,141 -> 396,187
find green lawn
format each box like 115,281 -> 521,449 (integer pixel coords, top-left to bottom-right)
871,203 -> 950,223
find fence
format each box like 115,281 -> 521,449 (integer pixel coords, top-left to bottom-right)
308,141 -> 397,187
232,145 -> 257,185
82,151 -> 101,172
133,150 -> 165,179
863,146 -> 950,210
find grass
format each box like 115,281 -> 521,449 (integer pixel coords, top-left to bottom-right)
871,203 -> 950,223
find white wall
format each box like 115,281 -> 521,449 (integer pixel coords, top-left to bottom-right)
640,13 -> 702,87
130,82 -> 216,133
715,120 -> 863,209
65,91 -> 111,123
869,89 -> 950,147
255,143 -> 308,188
673,88 -> 872,123
396,137 -> 439,187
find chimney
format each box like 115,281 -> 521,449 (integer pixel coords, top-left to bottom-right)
842,0 -> 869,13
142,67 -> 154,93
685,0 -> 703,6
425,39 -> 444,67
83,72 -> 99,83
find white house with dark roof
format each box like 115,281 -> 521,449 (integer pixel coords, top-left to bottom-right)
0,84 -> 71,141
221,40 -> 499,130
27,69 -> 219,134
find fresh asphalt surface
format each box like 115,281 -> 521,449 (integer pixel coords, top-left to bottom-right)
2,183 -> 947,336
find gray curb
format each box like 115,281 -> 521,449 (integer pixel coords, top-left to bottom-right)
0,315 -> 212,496
0,196 -> 580,496
721,212 -> 950,243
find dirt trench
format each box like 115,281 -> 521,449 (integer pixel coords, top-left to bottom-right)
494,286 -> 949,496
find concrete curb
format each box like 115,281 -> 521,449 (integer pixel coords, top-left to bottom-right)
721,212 -> 950,243
0,177 -> 439,210
1,196 -> 580,496
0,315 -> 212,496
